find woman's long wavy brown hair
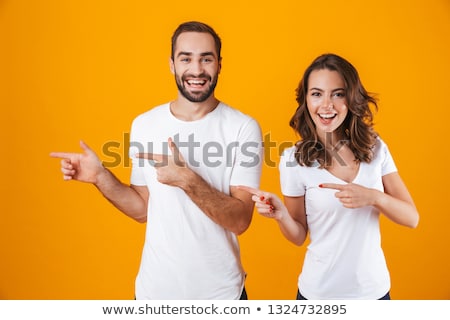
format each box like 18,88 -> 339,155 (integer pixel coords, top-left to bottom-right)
289,53 -> 378,168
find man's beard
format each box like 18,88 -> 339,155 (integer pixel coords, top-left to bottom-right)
175,72 -> 218,103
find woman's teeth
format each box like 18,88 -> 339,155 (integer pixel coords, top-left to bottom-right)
319,113 -> 337,119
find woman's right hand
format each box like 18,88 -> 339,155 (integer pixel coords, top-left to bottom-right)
237,185 -> 288,221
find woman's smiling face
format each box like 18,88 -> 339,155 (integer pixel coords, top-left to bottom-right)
306,68 -> 348,139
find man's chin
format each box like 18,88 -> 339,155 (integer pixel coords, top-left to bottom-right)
182,91 -> 211,103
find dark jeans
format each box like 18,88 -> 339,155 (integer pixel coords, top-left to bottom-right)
240,287 -> 248,300
134,286 -> 248,300
296,289 -> 391,300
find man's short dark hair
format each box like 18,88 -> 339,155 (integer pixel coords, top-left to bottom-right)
171,21 -> 222,60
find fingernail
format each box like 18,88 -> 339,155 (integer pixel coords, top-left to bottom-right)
319,184 -> 323,188
259,196 -> 265,201
265,200 -> 271,205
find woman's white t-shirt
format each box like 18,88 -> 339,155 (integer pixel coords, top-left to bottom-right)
280,138 -> 397,299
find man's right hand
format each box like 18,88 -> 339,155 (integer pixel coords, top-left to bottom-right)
50,140 -> 105,184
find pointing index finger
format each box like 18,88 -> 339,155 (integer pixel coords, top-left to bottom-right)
237,186 -> 275,205
49,152 -> 76,159
236,185 -> 262,196
319,183 -> 345,191
135,153 -> 167,162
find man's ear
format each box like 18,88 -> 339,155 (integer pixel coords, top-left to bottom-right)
169,57 -> 175,74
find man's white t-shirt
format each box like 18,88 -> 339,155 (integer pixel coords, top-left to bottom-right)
129,102 -> 262,299
280,138 -> 397,299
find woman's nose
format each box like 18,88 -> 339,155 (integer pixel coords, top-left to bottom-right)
323,97 -> 334,110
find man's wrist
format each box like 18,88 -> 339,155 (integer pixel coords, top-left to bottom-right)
93,165 -> 110,186
178,167 -> 199,192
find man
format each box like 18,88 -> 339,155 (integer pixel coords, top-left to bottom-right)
50,21 -> 263,299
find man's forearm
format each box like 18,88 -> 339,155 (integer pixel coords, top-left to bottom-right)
180,170 -> 252,235
94,168 -> 147,222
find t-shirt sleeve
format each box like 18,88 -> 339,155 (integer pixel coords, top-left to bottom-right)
129,119 -> 147,186
279,147 -> 306,197
380,139 -> 398,176
229,118 -> 263,189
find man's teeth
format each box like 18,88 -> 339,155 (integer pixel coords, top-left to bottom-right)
319,113 -> 336,119
187,80 -> 206,85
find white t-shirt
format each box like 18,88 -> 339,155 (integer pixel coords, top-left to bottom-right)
280,138 -> 397,299
129,102 -> 263,299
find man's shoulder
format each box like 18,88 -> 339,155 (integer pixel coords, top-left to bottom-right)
132,102 -> 170,124
217,102 -> 258,124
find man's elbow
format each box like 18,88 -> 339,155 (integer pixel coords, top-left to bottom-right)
126,209 -> 147,223
134,216 -> 147,223
232,215 -> 252,235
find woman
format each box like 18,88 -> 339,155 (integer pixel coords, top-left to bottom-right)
240,53 -> 419,299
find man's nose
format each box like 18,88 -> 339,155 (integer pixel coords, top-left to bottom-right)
190,61 -> 203,75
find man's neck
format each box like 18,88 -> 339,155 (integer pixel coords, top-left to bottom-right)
170,96 -> 220,121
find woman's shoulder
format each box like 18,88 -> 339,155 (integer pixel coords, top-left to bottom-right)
370,135 -> 396,165
372,136 -> 389,153
280,145 -> 297,161
279,145 -> 318,171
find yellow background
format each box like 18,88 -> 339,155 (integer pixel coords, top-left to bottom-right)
1,0 -> 449,299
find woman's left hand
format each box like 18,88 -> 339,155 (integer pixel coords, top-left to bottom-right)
319,183 -> 378,208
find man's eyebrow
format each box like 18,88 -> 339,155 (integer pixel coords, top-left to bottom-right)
177,51 -> 192,57
176,51 -> 216,57
200,52 -> 215,57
